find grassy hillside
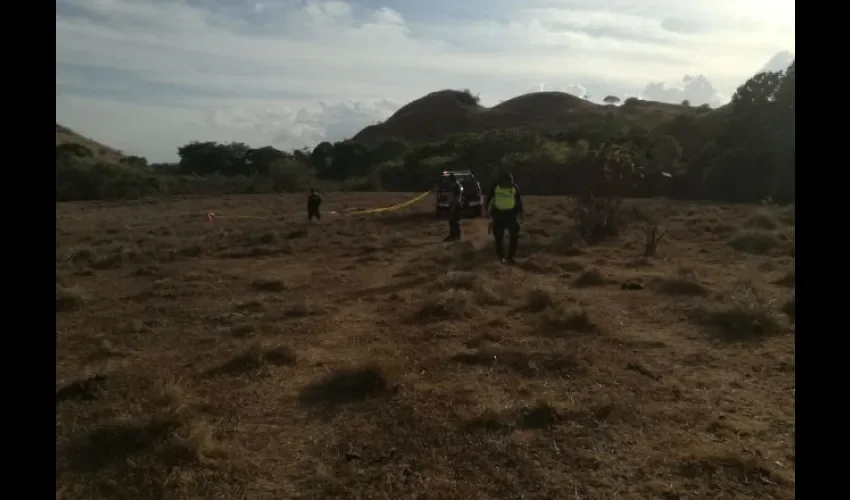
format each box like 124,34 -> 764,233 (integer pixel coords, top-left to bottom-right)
353,90 -> 712,144
56,123 -> 125,164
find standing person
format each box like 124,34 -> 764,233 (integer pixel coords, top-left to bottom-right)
486,173 -> 524,264
444,173 -> 464,242
307,188 -> 322,223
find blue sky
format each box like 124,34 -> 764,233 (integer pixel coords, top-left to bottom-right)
56,0 -> 795,162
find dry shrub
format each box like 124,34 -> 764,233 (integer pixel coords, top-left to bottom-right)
243,231 -> 277,246
134,265 -> 163,277
560,260 -> 585,272
298,364 -> 392,406
773,269 -> 795,288
286,229 -> 308,240
697,287 -> 785,341
473,280 -> 505,306
91,252 -> 127,270
251,279 -> 285,292
573,268 -> 606,287
571,145 -> 639,244
167,421 -> 227,463
642,224 -> 668,257
549,228 -> 587,255
625,257 -> 653,268
284,298 -> 317,317
433,271 -> 476,291
84,338 -> 127,363
66,246 -> 96,266
212,341 -> 296,375
652,269 -> 710,296
677,452 -> 789,488
451,346 -> 581,378
541,305 -> 598,334
416,289 -> 472,321
744,210 -> 780,230
518,400 -> 561,429
57,285 -> 85,312
525,288 -> 557,312
58,376 -> 235,500
777,204 -> 795,226
782,293 -> 795,323
176,245 -> 203,258
727,230 -> 786,255
229,324 -> 257,338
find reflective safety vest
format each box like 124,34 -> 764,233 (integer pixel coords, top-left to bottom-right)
492,186 -> 516,210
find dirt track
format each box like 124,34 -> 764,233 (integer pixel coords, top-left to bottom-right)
56,193 -> 795,500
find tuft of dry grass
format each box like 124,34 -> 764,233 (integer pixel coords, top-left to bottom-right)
696,288 -> 786,342
541,305 -> 599,334
782,293 -> 795,323
84,338 -> 128,363
728,229 -> 786,255
432,271 -> 476,291
57,285 -> 85,312
549,227 -> 587,255
573,267 -> 606,287
211,341 -> 296,375
451,345 -> 582,377
653,269 -> 710,296
250,278 -> 285,292
524,287 -> 557,312
298,364 -> 393,406
744,210 -> 780,230
284,298 -> 317,317
642,224 -> 668,257
772,269 -> 795,288
415,289 -> 472,321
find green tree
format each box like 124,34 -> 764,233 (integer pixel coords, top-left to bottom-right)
650,135 -> 682,174
121,155 -> 148,168
310,141 -> 334,176
245,146 -> 289,176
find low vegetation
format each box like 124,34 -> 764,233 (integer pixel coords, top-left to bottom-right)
57,61 -> 794,205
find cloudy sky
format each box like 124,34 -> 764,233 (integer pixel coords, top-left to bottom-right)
56,0 -> 795,162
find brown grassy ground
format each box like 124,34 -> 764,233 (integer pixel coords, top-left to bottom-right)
56,193 -> 795,500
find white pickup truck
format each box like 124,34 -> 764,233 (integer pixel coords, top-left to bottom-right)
435,170 -> 484,218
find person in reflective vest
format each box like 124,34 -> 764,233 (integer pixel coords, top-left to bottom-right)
485,173 -> 524,264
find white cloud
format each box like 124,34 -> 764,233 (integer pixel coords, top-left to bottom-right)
640,75 -> 728,107
56,0 -> 794,161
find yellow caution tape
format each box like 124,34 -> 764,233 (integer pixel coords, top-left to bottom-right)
343,190 -> 433,215
187,189 -> 434,222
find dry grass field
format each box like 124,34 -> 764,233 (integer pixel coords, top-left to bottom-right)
56,193 -> 795,500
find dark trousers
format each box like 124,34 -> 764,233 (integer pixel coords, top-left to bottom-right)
307,204 -> 321,221
492,212 -> 519,259
447,206 -> 461,239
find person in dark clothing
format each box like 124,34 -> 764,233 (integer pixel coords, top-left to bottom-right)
486,173 -> 524,264
307,188 -> 322,222
444,174 -> 464,242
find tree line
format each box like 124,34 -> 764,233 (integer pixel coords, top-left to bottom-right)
56,61 -> 794,204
